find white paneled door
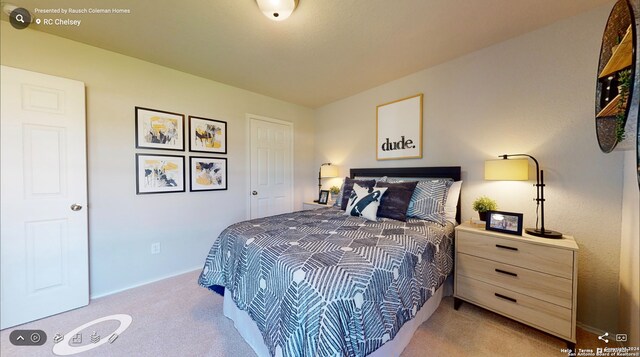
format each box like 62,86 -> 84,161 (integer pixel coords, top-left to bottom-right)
1,66 -> 89,329
249,116 -> 293,219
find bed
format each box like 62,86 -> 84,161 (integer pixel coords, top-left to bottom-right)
198,166 -> 461,357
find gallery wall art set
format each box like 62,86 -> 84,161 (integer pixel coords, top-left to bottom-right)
134,107 -> 228,194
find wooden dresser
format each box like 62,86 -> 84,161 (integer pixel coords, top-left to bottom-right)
454,223 -> 579,348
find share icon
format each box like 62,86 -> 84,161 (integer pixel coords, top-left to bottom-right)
598,332 -> 609,343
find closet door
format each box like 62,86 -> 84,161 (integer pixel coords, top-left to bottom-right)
249,115 -> 293,219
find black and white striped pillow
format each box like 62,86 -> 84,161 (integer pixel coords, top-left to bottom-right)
389,178 -> 452,224
344,183 -> 388,221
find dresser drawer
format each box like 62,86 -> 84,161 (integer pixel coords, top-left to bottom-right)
456,275 -> 572,339
457,231 -> 573,279
456,253 -> 573,308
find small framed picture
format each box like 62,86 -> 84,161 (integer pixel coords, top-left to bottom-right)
189,116 -> 227,154
318,190 -> 330,204
485,210 -> 523,236
135,107 -> 185,151
190,157 -> 227,191
136,154 -> 185,194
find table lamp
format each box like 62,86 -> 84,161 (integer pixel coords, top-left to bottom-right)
315,163 -> 338,202
485,154 -> 563,239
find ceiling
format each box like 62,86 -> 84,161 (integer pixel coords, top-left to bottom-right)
3,0 -> 611,108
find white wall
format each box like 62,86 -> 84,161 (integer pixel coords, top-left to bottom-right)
619,151 -> 639,346
0,21 -> 316,298
315,5 -> 624,332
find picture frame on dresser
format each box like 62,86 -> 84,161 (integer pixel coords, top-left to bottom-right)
485,210 -> 523,236
318,190 -> 329,204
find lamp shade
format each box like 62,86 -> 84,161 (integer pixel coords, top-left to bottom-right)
256,0 -> 298,21
320,164 -> 338,178
484,159 -> 528,181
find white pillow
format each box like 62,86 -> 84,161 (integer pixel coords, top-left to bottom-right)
444,181 -> 462,224
344,183 -> 388,221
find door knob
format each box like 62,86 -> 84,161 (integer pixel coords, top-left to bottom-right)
252,191 -> 258,195
70,204 -> 83,211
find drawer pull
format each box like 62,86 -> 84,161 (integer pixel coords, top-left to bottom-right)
495,268 -> 518,277
494,293 -> 517,303
495,244 -> 518,251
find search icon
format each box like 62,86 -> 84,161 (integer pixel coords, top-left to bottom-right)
10,7 -> 31,29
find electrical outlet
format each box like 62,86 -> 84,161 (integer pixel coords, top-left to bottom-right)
151,242 -> 161,255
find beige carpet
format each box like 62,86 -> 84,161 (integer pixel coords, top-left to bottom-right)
1,270 -> 605,356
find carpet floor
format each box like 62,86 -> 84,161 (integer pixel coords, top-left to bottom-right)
1,270 -> 606,356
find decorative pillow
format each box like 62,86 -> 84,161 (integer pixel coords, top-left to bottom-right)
374,181 -> 418,221
390,178 -> 452,224
340,177 -> 376,210
344,183 -> 388,221
444,180 -> 463,224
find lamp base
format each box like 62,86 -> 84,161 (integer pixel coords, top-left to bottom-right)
525,227 -> 563,239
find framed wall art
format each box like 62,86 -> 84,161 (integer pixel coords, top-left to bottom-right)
135,107 -> 185,151
485,210 -> 523,236
136,154 -> 185,194
189,116 -> 227,154
190,157 -> 227,191
376,93 -> 423,160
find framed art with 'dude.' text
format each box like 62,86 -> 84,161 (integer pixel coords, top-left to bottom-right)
376,94 -> 423,160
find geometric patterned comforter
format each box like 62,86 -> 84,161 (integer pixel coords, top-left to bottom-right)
198,207 -> 454,357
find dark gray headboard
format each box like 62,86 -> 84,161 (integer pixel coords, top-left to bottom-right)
349,166 -> 462,224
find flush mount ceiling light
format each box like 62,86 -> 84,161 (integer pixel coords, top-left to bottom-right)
256,0 -> 298,21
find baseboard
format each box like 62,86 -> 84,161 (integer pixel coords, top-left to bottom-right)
577,321 -> 625,347
577,321 -> 608,336
90,266 -> 202,300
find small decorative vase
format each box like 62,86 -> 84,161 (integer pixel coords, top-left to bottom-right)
478,211 -> 488,222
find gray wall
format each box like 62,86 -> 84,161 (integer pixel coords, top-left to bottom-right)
314,5 -> 624,332
0,21 -> 316,298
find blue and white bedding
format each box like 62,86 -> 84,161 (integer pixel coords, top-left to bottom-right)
198,206 -> 454,357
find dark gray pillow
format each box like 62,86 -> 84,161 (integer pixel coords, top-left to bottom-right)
375,181 -> 418,221
340,177 -> 376,210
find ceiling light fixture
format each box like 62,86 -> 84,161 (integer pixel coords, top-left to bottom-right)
256,0 -> 298,21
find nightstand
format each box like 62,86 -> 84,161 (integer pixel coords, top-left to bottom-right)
302,201 -> 331,210
454,223 -> 579,349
